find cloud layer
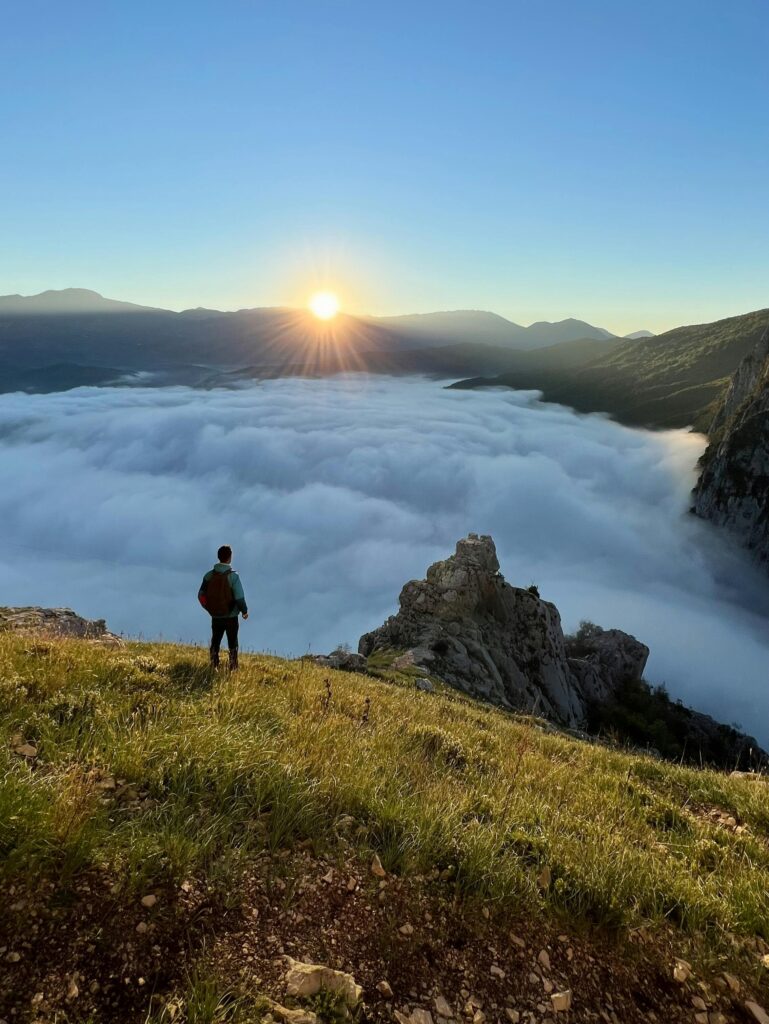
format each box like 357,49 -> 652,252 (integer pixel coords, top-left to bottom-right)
1,376 -> 768,739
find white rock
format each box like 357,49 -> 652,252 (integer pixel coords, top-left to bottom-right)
411,1010 -> 434,1024
551,990 -> 572,1013
268,1001 -> 319,1024
746,1003 -> 769,1024
673,958 -> 691,983
434,995 -> 453,1018
371,854 -> 387,878
284,958 -> 362,1007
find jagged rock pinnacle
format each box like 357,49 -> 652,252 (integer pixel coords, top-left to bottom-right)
358,533 -> 648,727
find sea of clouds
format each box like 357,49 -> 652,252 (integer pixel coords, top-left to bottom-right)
1,374 -> 768,739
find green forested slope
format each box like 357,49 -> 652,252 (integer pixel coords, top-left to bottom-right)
453,308 -> 769,431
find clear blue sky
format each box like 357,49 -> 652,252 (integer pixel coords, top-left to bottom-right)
1,0 -> 767,334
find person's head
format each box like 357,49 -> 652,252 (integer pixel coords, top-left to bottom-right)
217,545 -> 232,564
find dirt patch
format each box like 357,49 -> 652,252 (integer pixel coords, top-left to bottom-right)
687,801 -> 747,835
2,847 -> 765,1024
206,849 -> 761,1024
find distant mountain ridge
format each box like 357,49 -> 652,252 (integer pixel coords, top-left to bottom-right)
0,288 -> 160,315
517,317 -> 614,348
370,309 -> 525,347
4,290 -> 765,436
453,308 -> 769,431
371,309 -> 616,350
0,288 -> 624,393
0,290 -> 618,347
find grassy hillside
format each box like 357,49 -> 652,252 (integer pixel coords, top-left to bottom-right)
452,308 -> 769,431
3,634 -> 769,1022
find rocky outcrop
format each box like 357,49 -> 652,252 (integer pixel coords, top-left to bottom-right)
694,327 -> 769,570
358,536 -> 766,767
310,648 -> 368,673
358,534 -> 648,728
564,622 -> 650,705
0,606 -> 123,645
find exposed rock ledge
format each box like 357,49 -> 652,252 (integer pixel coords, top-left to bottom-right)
0,606 -> 123,645
358,534 -> 647,728
357,534 -> 765,767
694,326 -> 769,570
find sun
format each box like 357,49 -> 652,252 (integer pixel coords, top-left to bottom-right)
309,290 -> 340,320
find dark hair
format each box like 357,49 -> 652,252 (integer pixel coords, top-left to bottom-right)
217,545 -> 232,562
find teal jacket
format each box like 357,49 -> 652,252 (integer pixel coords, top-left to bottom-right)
198,563 -> 248,618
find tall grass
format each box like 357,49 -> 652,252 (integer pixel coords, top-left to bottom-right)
2,633 -> 769,942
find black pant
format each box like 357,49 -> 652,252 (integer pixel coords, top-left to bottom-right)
210,617 -> 239,668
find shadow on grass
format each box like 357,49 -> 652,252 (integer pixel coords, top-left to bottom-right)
166,659 -> 217,695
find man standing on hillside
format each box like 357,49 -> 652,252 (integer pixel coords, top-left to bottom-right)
198,545 -> 248,670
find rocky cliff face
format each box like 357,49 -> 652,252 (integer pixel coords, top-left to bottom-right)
358,535 -> 765,767
358,534 -> 648,728
0,606 -> 123,645
694,327 -> 769,570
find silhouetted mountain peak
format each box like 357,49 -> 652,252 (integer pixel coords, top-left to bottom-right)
527,317 -> 614,335
0,288 -> 158,315
378,309 -> 523,327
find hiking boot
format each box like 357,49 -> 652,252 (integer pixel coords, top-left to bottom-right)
210,649 -> 220,669
228,649 -> 239,672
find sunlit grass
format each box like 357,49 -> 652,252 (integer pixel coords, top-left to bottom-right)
2,633 -> 769,943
